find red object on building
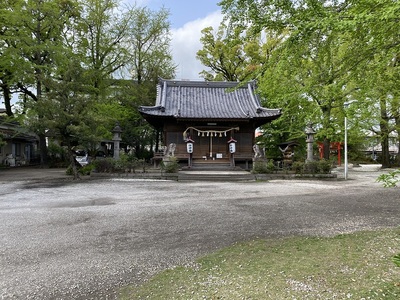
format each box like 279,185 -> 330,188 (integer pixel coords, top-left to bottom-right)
317,142 -> 343,165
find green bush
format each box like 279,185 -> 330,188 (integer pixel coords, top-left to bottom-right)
252,160 -> 275,174
66,165 -> 74,175
317,159 -> 332,174
93,158 -> 115,173
304,161 -> 319,174
294,160 -> 332,174
48,143 -> 69,167
79,164 -> 95,175
112,153 -> 144,173
66,163 -> 95,176
376,169 -> 400,187
86,154 -> 146,174
292,161 -> 305,174
161,157 -> 179,173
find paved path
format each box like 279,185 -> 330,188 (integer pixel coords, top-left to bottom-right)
0,166 -> 71,181
0,166 -> 399,299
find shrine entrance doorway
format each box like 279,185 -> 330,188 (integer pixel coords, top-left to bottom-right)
193,131 -> 230,161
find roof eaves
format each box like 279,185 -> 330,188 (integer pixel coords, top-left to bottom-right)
139,105 -> 165,113
160,80 -> 167,110
232,89 -> 252,119
256,107 -> 281,115
247,82 -> 262,111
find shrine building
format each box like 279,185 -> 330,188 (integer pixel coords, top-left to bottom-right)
139,78 -> 281,169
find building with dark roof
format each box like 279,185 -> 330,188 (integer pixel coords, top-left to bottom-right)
140,78 -> 281,169
0,109 -> 38,166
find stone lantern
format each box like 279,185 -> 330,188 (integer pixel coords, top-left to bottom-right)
305,123 -> 315,162
112,122 -> 122,159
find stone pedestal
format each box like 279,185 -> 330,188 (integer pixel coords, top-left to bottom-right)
305,124 -> 315,162
112,122 -> 123,160
113,140 -> 121,160
306,140 -> 314,162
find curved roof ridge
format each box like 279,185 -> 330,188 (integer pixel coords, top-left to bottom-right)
233,89 -> 251,118
140,78 -> 281,124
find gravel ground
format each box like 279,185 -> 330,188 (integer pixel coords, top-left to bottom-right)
0,167 -> 399,299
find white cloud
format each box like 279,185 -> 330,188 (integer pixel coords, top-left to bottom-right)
171,10 -> 223,80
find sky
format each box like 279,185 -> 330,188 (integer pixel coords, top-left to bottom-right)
126,0 -> 223,80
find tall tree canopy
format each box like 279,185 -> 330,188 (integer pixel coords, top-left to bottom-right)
121,6 -> 175,157
0,0 -> 175,168
207,0 -> 400,165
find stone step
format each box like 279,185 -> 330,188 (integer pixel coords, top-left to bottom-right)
178,171 -> 255,181
186,160 -> 235,171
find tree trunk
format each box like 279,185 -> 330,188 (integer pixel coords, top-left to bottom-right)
321,105 -> 332,160
396,136 -> 400,167
323,137 -> 330,160
68,148 -> 80,180
380,132 -> 391,167
38,134 -> 48,166
379,97 -> 391,168
1,81 -> 14,117
35,64 -> 49,166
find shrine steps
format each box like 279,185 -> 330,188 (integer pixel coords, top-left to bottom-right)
185,159 -> 233,171
177,170 -> 255,182
177,159 -> 251,180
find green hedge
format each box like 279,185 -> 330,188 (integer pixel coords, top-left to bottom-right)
252,160 -> 275,174
293,160 -> 332,174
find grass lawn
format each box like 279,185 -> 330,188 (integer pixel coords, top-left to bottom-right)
121,228 -> 400,299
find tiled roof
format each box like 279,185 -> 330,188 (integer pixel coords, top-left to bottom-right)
140,79 -> 281,122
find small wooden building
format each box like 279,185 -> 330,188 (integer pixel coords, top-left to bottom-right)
139,78 -> 281,169
0,109 -> 38,166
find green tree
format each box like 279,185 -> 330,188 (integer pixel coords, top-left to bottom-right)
5,0 -> 81,164
219,0 -> 400,162
343,0 -> 400,167
196,24 -> 247,81
25,54 -> 98,179
353,51 -> 400,168
196,22 -> 285,81
2,0 -> 176,166
0,2 -> 15,118
126,6 -> 175,85
78,0 -> 132,101
123,6 -> 175,157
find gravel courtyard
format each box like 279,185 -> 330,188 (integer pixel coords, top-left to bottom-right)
1,168 -> 399,299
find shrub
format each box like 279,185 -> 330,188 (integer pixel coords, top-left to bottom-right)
376,169 -> 400,187
317,159 -> 332,174
66,165 -> 74,175
304,161 -> 319,174
87,154 -> 146,174
112,153 -> 144,173
294,160 -> 332,174
252,160 -> 275,174
161,157 -> 179,173
48,143 -> 69,167
79,164 -> 95,175
292,161 -> 304,174
93,158 -> 115,173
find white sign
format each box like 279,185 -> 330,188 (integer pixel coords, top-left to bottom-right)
229,142 -> 236,153
186,142 -> 193,153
